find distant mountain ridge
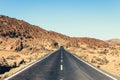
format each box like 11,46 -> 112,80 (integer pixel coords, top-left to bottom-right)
106,39 -> 120,45
0,15 -> 109,51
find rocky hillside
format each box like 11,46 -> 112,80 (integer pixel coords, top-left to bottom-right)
0,15 -> 108,51
0,15 -> 69,40
0,15 -> 70,51
66,37 -> 109,48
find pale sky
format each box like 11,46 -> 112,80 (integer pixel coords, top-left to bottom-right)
0,0 -> 120,40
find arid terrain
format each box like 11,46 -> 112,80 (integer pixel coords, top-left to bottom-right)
66,39 -> 120,78
0,15 -> 120,79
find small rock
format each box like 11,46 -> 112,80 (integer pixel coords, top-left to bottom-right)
0,57 -> 8,66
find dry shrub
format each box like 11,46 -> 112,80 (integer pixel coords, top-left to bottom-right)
91,56 -> 109,65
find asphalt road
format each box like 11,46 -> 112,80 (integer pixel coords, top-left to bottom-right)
6,47 -> 116,80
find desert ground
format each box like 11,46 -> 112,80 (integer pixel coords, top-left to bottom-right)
66,42 -> 120,78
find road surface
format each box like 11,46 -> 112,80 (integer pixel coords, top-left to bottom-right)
5,47 -> 117,80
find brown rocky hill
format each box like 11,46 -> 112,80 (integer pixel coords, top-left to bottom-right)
67,37 -> 109,47
0,15 -> 69,39
0,15 -> 108,51
0,15 -> 70,51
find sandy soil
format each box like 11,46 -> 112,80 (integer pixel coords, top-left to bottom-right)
0,49 -> 54,79
66,44 -> 120,78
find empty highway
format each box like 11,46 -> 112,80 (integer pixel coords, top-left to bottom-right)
5,47 -> 117,80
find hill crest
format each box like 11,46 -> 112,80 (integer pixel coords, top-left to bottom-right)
0,15 -> 109,50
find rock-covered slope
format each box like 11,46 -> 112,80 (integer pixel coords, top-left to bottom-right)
66,37 -> 108,48
0,15 -> 70,51
0,15 -> 108,51
0,15 -> 69,40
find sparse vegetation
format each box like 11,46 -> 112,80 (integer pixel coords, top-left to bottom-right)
67,43 -> 120,77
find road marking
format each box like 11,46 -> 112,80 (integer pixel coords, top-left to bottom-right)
61,54 -> 63,59
60,79 -> 63,80
4,50 -> 58,80
61,60 -> 63,63
60,65 -> 63,71
61,50 -> 63,59
72,54 -> 118,80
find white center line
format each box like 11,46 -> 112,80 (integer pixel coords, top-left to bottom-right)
61,53 -> 63,59
61,60 -> 63,63
60,65 -> 63,71
61,50 -> 63,57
